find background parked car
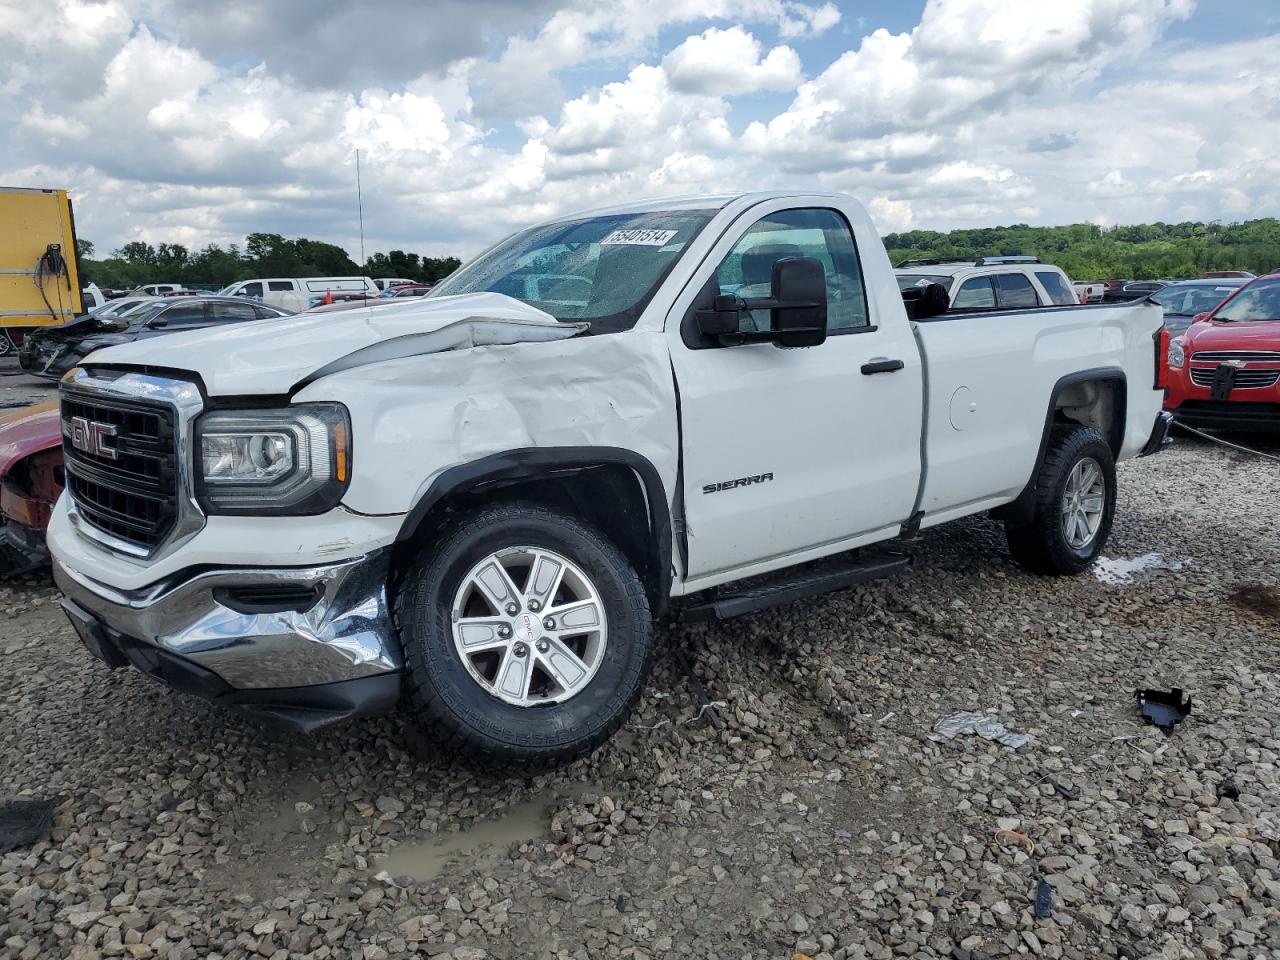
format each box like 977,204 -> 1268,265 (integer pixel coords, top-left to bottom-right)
0,400 -> 61,575
383,283 -> 434,298
19,295 -> 293,380
127,283 -> 187,296
88,295 -> 161,319
307,291 -> 383,308
894,256 -> 1079,309
1073,280 -> 1106,302
1149,279 -> 1249,333
1164,272 -> 1280,431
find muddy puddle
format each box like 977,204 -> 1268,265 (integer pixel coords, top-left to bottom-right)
1230,584 -> 1280,622
375,781 -> 601,882
1094,553 -> 1187,586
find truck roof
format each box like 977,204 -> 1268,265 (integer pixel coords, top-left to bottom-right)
550,191 -> 852,223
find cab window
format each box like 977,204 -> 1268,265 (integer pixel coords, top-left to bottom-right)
995,273 -> 1041,308
268,280 -> 295,292
239,282 -> 264,298
1035,270 -> 1077,306
952,276 -> 996,309
715,208 -> 869,334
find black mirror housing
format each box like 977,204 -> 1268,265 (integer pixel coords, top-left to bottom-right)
771,257 -> 827,348
695,294 -> 743,338
902,281 -> 950,320
692,256 -> 829,347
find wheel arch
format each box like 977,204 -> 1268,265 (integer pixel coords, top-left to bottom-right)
999,367 -> 1126,524
393,447 -> 673,616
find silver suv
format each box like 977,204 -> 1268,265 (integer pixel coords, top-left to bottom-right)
894,256 -> 1079,310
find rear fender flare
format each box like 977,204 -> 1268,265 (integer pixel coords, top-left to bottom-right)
1001,368 -> 1126,524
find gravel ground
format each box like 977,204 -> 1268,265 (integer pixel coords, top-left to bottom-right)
2,432 -> 1278,960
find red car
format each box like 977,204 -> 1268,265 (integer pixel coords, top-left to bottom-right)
0,400 -> 62,574
1164,272 -> 1280,431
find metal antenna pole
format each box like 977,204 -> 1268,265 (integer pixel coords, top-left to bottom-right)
356,149 -> 366,269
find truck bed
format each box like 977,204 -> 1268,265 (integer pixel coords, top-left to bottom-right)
912,298 -> 1165,526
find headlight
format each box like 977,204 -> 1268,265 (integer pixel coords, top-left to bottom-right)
1168,337 -> 1185,369
196,403 -> 350,514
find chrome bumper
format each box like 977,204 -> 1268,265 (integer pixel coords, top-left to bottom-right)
53,550 -> 403,690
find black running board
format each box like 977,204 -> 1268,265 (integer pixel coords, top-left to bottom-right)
683,553 -> 910,621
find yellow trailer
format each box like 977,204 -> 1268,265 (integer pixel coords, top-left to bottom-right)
0,187 -> 84,346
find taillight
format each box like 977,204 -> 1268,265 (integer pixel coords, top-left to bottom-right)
1154,327 -> 1171,389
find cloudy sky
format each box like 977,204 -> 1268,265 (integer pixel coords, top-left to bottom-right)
2,0 -> 1278,261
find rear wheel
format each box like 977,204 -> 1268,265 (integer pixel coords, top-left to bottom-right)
1005,425 -> 1116,575
395,502 -> 653,769
0,331 -> 13,358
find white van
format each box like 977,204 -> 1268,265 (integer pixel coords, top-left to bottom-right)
217,276 -> 378,312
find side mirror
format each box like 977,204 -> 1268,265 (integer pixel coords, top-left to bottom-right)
901,282 -> 950,320
694,257 -> 829,347
694,294 -> 744,339
770,257 -> 827,348
146,317 -> 168,328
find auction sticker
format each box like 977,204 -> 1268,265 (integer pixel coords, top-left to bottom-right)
601,228 -> 678,246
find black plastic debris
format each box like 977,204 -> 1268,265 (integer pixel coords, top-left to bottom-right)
1216,777 -> 1241,800
1034,878 -> 1054,919
1040,772 -> 1081,801
1135,688 -> 1192,732
0,798 -> 57,854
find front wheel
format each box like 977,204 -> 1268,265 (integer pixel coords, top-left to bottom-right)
395,502 -> 653,769
1004,425 -> 1117,575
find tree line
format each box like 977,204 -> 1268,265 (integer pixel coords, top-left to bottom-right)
76,234 -> 461,291
77,216 -> 1280,292
883,218 -> 1280,280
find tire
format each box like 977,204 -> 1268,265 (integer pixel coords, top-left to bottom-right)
0,331 -> 12,358
1004,425 -> 1117,575
395,502 -> 653,769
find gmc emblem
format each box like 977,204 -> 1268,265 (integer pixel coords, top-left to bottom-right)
67,416 -> 118,460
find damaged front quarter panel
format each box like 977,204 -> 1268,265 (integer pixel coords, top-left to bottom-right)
292,323 -> 680,520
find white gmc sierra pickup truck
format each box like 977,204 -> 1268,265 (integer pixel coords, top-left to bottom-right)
49,192 -> 1172,767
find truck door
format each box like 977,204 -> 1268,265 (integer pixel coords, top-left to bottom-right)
668,201 -> 923,583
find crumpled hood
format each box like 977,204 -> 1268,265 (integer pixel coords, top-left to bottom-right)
87,292 -> 575,396
0,400 -> 60,478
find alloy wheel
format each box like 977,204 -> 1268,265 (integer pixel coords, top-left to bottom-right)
450,547 -> 607,707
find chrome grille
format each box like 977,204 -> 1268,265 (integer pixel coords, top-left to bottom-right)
1189,368 -> 1280,389
1191,350 -> 1280,363
61,392 -> 179,551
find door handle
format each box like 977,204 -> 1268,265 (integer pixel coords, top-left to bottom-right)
861,358 -> 905,375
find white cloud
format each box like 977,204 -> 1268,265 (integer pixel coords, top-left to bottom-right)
1,0 -> 1276,263
663,26 -> 802,96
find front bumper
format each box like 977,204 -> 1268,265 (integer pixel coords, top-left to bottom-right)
1168,400 -> 1280,433
53,550 -> 404,731
17,339 -> 68,379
